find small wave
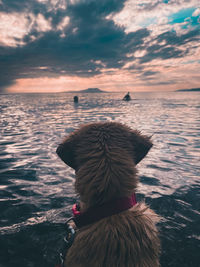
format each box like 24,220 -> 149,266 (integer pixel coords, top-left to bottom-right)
140,175 -> 161,186
147,164 -> 173,172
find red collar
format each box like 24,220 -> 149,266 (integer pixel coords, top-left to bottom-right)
72,193 -> 137,228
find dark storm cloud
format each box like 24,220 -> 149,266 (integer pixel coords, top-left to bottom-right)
0,0 -> 152,92
139,29 -> 200,64
140,45 -> 186,63
156,29 -> 200,46
1,0 -> 199,92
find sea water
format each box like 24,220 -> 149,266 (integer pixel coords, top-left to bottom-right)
0,92 -> 199,267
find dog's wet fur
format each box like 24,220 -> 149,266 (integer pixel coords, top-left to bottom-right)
57,122 -> 160,267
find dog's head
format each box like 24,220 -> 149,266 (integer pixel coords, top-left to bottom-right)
56,122 -> 152,206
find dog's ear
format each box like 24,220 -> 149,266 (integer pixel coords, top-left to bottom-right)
130,131 -> 153,165
56,139 -> 77,170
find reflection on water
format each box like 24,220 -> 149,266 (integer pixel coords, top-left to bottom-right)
0,92 -> 200,267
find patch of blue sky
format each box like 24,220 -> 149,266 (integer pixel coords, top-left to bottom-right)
139,17 -> 157,28
181,16 -> 200,29
168,7 -> 200,30
168,7 -> 196,25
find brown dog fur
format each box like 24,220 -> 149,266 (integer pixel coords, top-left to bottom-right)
57,122 -> 160,267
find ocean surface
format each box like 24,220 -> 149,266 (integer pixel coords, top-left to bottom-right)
0,91 -> 199,267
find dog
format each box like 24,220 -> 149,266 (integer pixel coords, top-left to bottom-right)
56,122 -> 160,267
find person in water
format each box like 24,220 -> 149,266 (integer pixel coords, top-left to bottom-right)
123,92 -> 131,101
73,96 -> 78,103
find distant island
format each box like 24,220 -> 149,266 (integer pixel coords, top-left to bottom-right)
68,88 -> 105,93
176,88 -> 200,92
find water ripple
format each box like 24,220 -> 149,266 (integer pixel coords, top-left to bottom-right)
0,92 -> 200,267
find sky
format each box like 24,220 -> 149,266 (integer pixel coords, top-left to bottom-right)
0,0 -> 200,93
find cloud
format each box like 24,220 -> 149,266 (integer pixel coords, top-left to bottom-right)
143,70 -> 159,76
138,28 -> 200,64
0,12 -> 53,47
0,0 -> 151,91
0,0 -> 200,92
193,7 -> 200,17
